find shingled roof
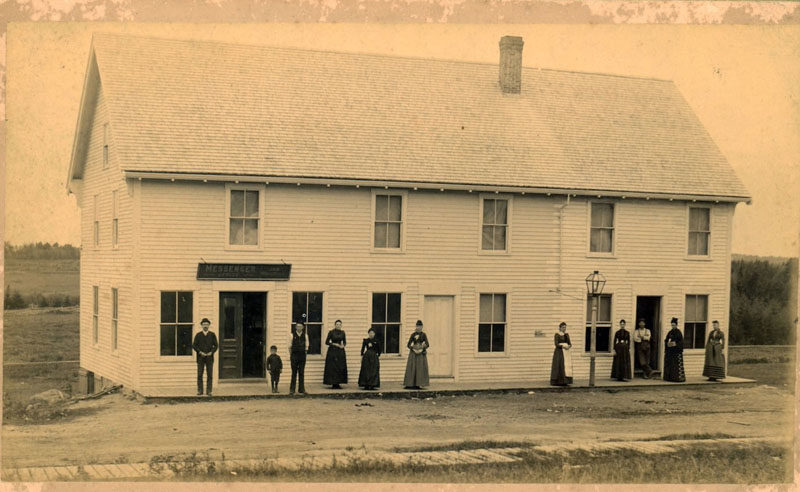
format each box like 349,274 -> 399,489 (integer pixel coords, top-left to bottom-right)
68,33 -> 750,202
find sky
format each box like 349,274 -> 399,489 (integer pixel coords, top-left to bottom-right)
4,23 -> 799,257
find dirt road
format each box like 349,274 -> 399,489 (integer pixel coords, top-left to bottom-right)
2,384 -> 792,468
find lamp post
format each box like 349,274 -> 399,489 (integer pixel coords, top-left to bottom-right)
585,270 -> 606,387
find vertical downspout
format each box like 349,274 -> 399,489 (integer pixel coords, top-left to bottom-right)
557,194 -> 571,292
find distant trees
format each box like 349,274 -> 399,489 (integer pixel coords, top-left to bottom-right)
4,242 -> 80,260
730,257 -> 797,345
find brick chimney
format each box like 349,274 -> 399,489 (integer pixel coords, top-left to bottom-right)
499,35 -> 524,94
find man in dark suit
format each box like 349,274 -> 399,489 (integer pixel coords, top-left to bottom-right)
193,318 -> 218,396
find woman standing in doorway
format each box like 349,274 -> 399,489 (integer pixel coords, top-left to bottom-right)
611,319 -> 632,381
404,320 -> 430,389
358,328 -> 381,390
550,322 -> 573,386
663,317 -> 686,382
323,319 -> 348,389
702,320 -> 726,381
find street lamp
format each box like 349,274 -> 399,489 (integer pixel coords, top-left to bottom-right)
585,270 -> 606,387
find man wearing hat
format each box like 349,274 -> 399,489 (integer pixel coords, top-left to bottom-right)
193,318 -> 218,396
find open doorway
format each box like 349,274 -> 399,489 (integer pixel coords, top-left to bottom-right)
219,292 -> 267,379
635,296 -> 661,372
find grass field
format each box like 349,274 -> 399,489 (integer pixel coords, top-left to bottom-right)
4,259 -> 79,297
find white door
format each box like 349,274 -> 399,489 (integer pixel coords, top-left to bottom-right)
424,296 -> 454,377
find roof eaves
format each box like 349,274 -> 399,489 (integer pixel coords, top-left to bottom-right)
66,40 -> 100,193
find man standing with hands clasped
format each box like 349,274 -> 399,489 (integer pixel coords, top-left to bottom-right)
633,318 -> 653,379
193,318 -> 218,396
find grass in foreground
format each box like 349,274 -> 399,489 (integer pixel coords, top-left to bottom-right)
130,441 -> 791,483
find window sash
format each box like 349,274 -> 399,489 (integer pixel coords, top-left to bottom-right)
92,286 -> 99,344
228,190 -> 260,246
159,323 -> 194,356
478,294 -> 506,352
112,191 -> 119,247
584,324 -> 612,352
159,291 -> 193,356
589,203 -> 614,253
103,123 -> 109,168
371,293 -> 401,353
481,199 -> 509,251
111,288 -> 118,350
374,195 -> 403,248
93,196 -> 99,246
688,208 -> 710,256
684,294 -> 708,349
292,292 -> 324,354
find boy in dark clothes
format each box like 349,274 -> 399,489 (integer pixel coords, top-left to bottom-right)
266,345 -> 283,393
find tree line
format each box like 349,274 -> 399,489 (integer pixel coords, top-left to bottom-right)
5,242 -> 80,260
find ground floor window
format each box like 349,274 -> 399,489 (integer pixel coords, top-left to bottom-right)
160,291 -> 193,356
92,286 -> 99,345
111,288 -> 118,351
684,294 -> 708,349
371,293 -> 401,354
478,293 -> 506,352
585,294 -> 612,352
292,292 -> 323,355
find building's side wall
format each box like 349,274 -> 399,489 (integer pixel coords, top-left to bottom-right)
77,83 -> 135,388
134,180 -> 736,391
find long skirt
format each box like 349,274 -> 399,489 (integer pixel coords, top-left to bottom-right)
358,351 -> 380,388
550,347 -> 573,386
611,343 -> 632,380
403,351 -> 429,387
702,344 -> 726,379
663,349 -> 686,382
323,346 -> 348,385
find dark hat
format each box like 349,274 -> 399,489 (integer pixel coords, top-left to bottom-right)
270,345 -> 277,350
671,317 -> 679,324
415,320 -> 424,326
619,319 -> 626,324
200,318 -> 211,325
367,327 -> 376,333
558,321 -> 567,328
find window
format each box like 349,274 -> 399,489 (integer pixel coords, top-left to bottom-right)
102,123 -> 109,168
160,291 -> 193,356
478,294 -> 506,353
92,286 -> 99,345
584,294 -> 612,352
112,190 -> 119,248
590,203 -> 614,253
111,288 -> 118,351
292,292 -> 323,355
371,293 -> 401,354
688,207 -> 710,256
374,194 -> 402,249
228,189 -> 260,246
481,198 -> 508,251
93,195 -> 99,247
684,294 -> 708,349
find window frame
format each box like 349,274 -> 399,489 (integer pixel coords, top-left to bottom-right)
587,200 -> 616,257
92,285 -> 99,346
112,189 -> 119,249
686,205 -> 712,260
93,195 -> 99,248
111,287 -> 119,352
478,194 -> 512,255
102,123 -> 109,169
156,290 -> 196,360
684,293 -> 710,350
370,292 -> 403,356
370,189 -> 407,253
584,293 -> 613,354
224,183 -> 264,250
476,292 -> 509,356
291,290 -> 325,357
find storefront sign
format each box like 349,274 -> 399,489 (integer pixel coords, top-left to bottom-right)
196,263 -> 291,281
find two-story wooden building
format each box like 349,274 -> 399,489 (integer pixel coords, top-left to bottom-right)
67,33 -> 750,395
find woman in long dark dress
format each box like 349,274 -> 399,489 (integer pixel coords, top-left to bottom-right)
610,319 -> 632,381
323,319 -> 348,388
403,320 -> 430,389
358,328 -> 381,390
702,320 -> 726,381
663,317 -> 686,382
550,322 -> 573,386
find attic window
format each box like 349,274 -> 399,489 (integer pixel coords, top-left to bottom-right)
103,123 -> 109,169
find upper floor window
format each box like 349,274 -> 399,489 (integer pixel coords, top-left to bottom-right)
590,202 -> 614,254
112,190 -> 119,248
292,292 -> 323,355
160,291 -> 193,356
585,294 -> 612,352
684,294 -> 708,349
93,195 -> 99,247
478,293 -> 506,353
102,123 -> 109,168
373,194 -> 403,249
481,198 -> 509,251
371,293 -> 401,354
228,188 -> 260,246
688,207 -> 710,256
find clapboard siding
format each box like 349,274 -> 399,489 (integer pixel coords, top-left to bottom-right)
119,178 -> 734,390
76,84 -> 135,388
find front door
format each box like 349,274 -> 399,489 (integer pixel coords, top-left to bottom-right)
219,292 -> 267,379
424,295 -> 454,377
635,296 -> 661,371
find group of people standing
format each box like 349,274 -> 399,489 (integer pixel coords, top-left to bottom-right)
550,318 -> 727,386
273,319 -> 431,395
